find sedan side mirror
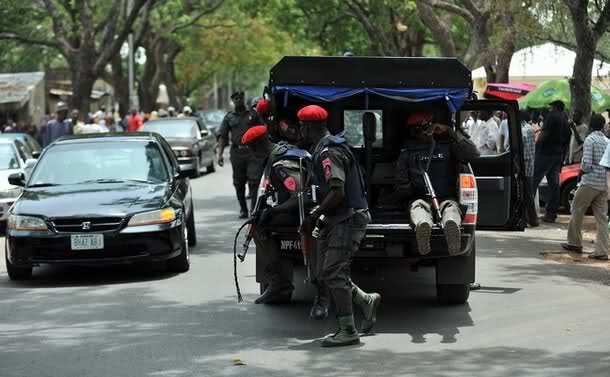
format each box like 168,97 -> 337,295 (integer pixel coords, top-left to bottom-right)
201,129 -> 209,137
32,150 -> 41,159
8,172 -> 26,187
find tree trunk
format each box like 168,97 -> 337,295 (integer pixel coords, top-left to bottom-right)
70,67 -> 96,116
109,55 -> 129,117
416,0 -> 457,57
571,44 -> 595,117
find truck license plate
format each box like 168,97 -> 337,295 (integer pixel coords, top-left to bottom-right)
71,234 -> 104,250
279,239 -> 301,252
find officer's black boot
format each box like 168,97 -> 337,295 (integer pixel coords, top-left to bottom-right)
234,184 -> 249,218
309,284 -> 330,320
255,284 -> 292,304
352,284 -> 381,334
321,315 -> 360,347
254,263 -> 292,304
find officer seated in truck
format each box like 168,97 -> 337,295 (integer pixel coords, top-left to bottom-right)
380,111 -> 480,255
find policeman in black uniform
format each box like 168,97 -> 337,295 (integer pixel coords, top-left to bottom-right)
381,111 -> 480,255
251,100 -> 331,317
218,91 -> 264,218
297,105 -> 381,347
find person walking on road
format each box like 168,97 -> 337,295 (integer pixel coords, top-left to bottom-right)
298,104 -> 381,347
532,100 -> 571,223
43,102 -> 72,147
217,91 -> 261,219
561,114 -> 609,260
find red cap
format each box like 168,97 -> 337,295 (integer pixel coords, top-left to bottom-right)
256,99 -> 271,115
406,112 -> 433,126
297,105 -> 328,122
241,125 -> 268,145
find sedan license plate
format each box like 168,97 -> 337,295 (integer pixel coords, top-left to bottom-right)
71,234 -> 104,250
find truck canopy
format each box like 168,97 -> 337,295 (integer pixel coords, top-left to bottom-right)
269,56 -> 473,112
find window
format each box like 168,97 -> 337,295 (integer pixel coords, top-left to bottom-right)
29,141 -> 169,186
459,110 -> 509,157
343,110 -> 383,147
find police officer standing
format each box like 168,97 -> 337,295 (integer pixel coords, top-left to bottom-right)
243,103 -> 331,318
218,91 -> 263,218
297,105 -> 381,347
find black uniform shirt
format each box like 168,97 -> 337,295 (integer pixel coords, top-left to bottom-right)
314,143 -> 348,190
219,110 -> 257,151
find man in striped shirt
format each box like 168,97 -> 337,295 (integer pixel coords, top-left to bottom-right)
562,114 -> 609,260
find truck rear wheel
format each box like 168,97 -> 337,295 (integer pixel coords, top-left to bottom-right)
437,283 -> 470,305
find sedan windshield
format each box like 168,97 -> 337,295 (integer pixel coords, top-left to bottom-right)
29,141 -> 169,186
143,120 -> 199,139
0,144 -> 19,170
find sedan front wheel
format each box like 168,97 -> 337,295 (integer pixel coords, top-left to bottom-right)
167,224 -> 190,273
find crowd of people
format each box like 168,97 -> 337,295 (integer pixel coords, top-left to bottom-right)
0,102 -> 198,148
463,100 -> 610,261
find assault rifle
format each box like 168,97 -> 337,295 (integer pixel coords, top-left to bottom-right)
297,157 -> 313,281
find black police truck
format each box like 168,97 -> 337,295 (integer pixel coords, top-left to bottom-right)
256,56 -> 526,304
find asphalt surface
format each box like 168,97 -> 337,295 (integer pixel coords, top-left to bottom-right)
1,162 -> 609,377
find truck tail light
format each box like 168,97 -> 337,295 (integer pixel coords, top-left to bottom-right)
459,173 -> 478,225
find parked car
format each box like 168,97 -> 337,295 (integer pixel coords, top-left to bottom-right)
537,163 -> 607,214
142,117 -> 216,177
0,133 -> 42,158
4,133 -> 196,280
0,140 -> 32,227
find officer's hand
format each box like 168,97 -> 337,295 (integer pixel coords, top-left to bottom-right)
258,208 -> 273,226
433,123 -> 450,134
217,154 -> 224,167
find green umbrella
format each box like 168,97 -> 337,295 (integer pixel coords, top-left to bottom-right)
518,79 -> 610,113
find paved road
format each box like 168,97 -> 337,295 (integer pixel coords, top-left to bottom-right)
1,163 -> 609,377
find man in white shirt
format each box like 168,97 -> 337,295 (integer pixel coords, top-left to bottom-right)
476,110 -> 499,155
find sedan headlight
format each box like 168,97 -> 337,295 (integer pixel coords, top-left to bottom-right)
127,208 -> 177,227
173,149 -> 192,157
8,214 -> 48,231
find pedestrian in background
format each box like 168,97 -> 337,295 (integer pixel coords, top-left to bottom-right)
532,100 -> 571,223
562,114 -> 609,260
475,110 -> 498,155
43,102 -> 72,147
520,110 -> 539,227
127,109 -> 143,132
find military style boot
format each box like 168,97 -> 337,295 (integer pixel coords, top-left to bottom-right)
321,315 -> 360,347
444,219 -> 461,255
255,264 -> 292,304
310,284 -> 330,320
415,221 -> 432,255
352,285 -> 381,334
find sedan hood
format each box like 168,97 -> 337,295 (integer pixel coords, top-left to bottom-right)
164,137 -> 196,149
14,182 -> 170,218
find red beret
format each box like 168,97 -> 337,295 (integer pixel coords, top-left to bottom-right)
406,112 -> 433,126
241,125 -> 268,145
256,99 -> 271,115
297,105 -> 328,122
